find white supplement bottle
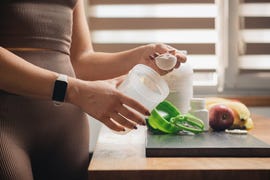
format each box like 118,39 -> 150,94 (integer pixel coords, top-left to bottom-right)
189,98 -> 209,131
162,51 -> 193,114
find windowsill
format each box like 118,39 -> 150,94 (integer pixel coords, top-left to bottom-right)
195,94 -> 270,106
194,86 -> 270,106
217,95 -> 270,106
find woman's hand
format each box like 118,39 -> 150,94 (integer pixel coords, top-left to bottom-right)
138,43 -> 187,75
104,75 -> 126,88
67,78 -> 149,131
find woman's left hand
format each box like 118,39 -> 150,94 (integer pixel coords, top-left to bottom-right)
138,43 -> 187,75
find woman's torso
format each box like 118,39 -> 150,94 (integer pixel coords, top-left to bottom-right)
0,1 -> 90,179
0,0 -> 77,54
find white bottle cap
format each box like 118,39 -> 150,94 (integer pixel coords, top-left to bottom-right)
190,98 -> 206,110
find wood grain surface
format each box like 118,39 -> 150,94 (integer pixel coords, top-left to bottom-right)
88,114 -> 270,180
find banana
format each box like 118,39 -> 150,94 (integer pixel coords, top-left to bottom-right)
205,97 -> 254,130
244,117 -> 254,130
205,97 -> 231,109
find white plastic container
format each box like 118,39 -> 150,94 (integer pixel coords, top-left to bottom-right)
189,98 -> 209,131
118,64 -> 169,111
162,52 -> 193,114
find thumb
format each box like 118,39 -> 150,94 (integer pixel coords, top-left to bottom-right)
115,75 -> 126,88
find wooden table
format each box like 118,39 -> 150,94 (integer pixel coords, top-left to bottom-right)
88,114 -> 270,180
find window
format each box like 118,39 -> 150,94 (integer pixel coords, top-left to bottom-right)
225,0 -> 270,91
86,0 -> 270,95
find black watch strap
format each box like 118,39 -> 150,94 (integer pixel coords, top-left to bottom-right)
52,74 -> 68,103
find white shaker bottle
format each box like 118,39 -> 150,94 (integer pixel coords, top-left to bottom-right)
118,64 -> 169,111
162,51 -> 193,114
116,64 -> 169,134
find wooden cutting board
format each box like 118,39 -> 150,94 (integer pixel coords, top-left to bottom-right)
145,131 -> 270,157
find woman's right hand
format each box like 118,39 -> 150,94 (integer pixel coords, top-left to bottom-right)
66,78 -> 149,131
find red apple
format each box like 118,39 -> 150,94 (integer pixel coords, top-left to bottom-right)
209,104 -> 234,131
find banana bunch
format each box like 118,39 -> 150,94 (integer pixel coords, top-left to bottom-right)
205,97 -> 254,130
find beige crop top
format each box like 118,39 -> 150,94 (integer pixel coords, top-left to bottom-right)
0,0 -> 77,55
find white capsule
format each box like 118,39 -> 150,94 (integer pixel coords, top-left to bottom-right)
225,129 -> 248,134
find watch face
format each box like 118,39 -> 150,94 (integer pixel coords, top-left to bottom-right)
52,80 -> 68,102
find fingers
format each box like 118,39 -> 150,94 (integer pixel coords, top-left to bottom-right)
97,104 -> 146,132
176,53 -> 187,63
165,46 -> 187,65
149,55 -> 155,60
114,75 -> 126,88
120,94 -> 150,116
102,117 -> 125,132
110,112 -> 138,129
154,52 -> 161,57
148,44 -> 187,71
155,43 -> 169,54
173,53 -> 186,70
149,52 -> 161,60
168,49 -> 176,55
175,61 -> 181,69
116,105 -> 146,126
101,92 -> 149,131
101,104 -> 146,132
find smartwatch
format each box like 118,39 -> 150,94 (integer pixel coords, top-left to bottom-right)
52,74 -> 68,103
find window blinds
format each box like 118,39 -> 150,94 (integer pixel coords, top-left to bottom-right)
88,0 -> 218,86
239,0 -> 270,72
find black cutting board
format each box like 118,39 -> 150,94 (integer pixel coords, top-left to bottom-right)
145,131 -> 270,157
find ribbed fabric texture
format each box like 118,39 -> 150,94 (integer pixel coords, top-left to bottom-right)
0,134 -> 33,179
0,51 -> 90,180
0,0 -> 77,54
0,1 -> 90,179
